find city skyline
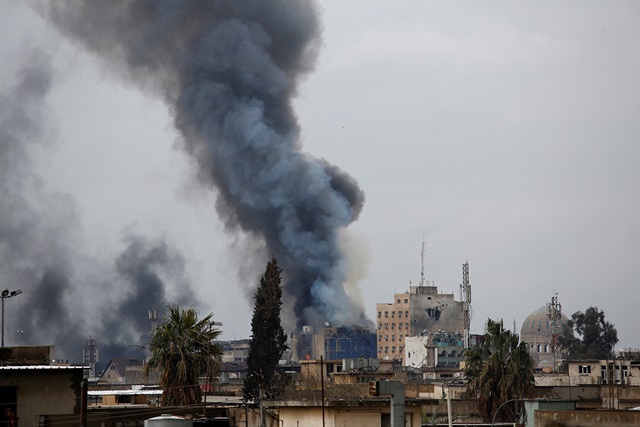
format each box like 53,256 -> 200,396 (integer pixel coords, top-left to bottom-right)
0,2 -> 638,361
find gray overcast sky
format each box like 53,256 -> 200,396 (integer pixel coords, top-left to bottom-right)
1,2 -> 639,350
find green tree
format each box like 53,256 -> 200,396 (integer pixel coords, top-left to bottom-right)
145,305 -> 222,407
243,257 -> 288,401
559,306 -> 618,360
464,319 -> 535,423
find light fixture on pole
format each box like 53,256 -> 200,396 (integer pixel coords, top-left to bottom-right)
1,289 -> 22,348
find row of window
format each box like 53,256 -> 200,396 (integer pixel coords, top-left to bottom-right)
378,311 -> 410,318
577,365 -> 630,383
378,334 -> 409,342
378,322 -> 410,330
530,343 -> 550,353
379,346 -> 398,354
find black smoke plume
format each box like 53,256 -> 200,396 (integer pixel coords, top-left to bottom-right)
0,51 -> 192,364
0,50 -> 81,354
43,1 -> 369,330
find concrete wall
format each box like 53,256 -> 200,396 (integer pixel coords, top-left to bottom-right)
278,403 -> 422,427
535,409 -> 640,427
0,368 -> 82,427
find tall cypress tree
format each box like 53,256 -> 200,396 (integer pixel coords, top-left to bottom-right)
243,257 -> 288,401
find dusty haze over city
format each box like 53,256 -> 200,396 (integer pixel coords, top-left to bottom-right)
0,2 -> 638,363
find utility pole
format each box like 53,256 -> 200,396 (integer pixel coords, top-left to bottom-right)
1,289 -> 22,347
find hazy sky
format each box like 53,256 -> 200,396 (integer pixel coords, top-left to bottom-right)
1,1 -> 639,356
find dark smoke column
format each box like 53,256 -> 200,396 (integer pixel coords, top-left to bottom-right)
45,1 -> 367,329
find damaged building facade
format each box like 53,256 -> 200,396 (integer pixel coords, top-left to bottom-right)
291,326 -> 377,362
376,284 -> 466,365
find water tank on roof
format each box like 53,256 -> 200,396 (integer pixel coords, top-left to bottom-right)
145,414 -> 193,427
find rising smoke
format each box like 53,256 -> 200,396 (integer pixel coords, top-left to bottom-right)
43,1 -> 370,330
0,50 -> 193,364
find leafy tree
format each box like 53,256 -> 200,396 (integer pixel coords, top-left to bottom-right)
145,305 -> 222,407
559,306 -> 618,360
243,257 -> 288,401
464,319 -> 535,423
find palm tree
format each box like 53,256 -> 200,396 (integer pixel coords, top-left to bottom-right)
145,305 -> 222,407
464,318 -> 535,423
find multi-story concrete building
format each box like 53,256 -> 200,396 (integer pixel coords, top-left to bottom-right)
405,331 -> 465,369
376,284 -> 465,364
291,326 -> 377,362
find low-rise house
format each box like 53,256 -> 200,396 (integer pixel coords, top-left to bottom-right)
0,365 -> 86,426
98,358 -> 145,384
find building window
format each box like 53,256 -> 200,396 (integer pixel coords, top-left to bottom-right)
391,323 -> 395,329
537,345 -> 541,353
378,323 -> 382,330
385,335 -> 388,341
392,335 -> 395,341
601,366 -> 608,384
579,365 -> 591,374
405,322 -> 409,329
378,311 -> 382,318
404,299 -> 408,304
544,344 -> 548,353
405,311 -> 409,317
384,323 -> 388,329
397,299 -> 401,304
398,311 -> 402,318
399,323 -> 403,329
379,347 -> 382,353
391,311 -> 395,318
384,346 -> 388,353
378,335 -> 382,342
392,346 -> 396,353
385,311 -> 388,318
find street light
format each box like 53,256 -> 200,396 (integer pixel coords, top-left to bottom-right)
1,289 -> 22,347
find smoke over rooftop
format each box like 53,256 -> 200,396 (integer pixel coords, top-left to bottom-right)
43,1 -> 369,330
0,50 -> 193,363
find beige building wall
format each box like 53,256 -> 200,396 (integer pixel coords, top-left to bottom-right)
278,403 -> 422,427
377,285 -> 465,364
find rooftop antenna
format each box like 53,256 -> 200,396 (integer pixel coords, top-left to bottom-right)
83,337 -> 98,379
420,238 -> 426,286
149,309 -> 158,332
547,292 -> 562,372
461,260 -> 471,348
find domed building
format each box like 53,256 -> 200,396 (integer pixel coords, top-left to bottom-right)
520,306 -> 568,372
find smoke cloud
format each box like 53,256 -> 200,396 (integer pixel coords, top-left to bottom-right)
43,1 -> 369,330
0,50 -> 193,364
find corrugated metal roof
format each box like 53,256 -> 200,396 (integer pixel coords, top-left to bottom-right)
0,365 -> 89,370
88,389 -> 162,396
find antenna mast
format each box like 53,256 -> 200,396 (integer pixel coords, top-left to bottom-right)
547,293 -> 562,371
420,239 -> 426,286
83,337 -> 98,379
461,261 -> 471,348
